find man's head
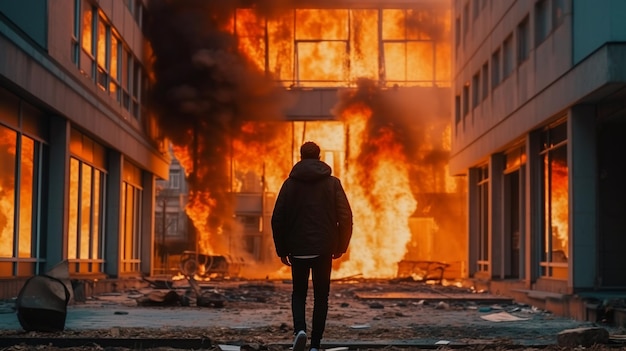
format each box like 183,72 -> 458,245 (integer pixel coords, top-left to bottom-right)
300,141 -> 320,160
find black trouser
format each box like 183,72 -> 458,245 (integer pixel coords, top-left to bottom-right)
290,254 -> 332,348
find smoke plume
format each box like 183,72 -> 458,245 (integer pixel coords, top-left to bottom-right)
145,0 -> 290,250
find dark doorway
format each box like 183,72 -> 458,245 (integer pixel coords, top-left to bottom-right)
598,117 -> 626,287
505,171 -> 520,279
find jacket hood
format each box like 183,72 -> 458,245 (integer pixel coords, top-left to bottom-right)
289,159 -> 332,182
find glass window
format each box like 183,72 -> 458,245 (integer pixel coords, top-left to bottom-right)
80,0 -> 95,78
472,71 -> 480,109
68,157 -> 105,274
481,62 -> 489,101
491,48 -> 500,88
535,0 -> 549,46
170,170 -> 181,189
132,61 -> 142,119
552,0 -> 565,29
462,84 -> 469,117
122,48 -> 131,111
455,16 -> 460,53
381,9 -> 437,87
0,123 -> 44,277
18,136 -> 34,258
463,3 -> 469,36
110,34 -> 120,100
0,127 -> 17,258
72,0 -> 80,65
96,15 -> 109,91
121,182 -> 142,273
455,95 -> 461,125
477,165 -> 489,272
502,34 -> 513,79
517,16 -> 530,64
540,121 -> 568,279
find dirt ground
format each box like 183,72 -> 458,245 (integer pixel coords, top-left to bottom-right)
1,278 -> 625,351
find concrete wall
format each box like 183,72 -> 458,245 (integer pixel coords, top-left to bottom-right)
451,0 -> 573,174
573,0 -> 626,63
0,1 -> 47,49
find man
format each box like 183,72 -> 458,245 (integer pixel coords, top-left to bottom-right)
272,141 -> 353,351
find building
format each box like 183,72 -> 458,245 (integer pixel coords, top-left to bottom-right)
145,0 -> 464,280
0,0 -> 169,298
154,149 -> 191,276
452,0 -> 626,320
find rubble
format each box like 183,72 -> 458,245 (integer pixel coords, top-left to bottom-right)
1,279 -> 625,350
557,327 -> 610,347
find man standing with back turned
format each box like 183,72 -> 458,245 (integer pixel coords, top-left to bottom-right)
272,141 -> 353,351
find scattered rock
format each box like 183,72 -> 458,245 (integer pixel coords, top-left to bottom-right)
557,327 -> 609,347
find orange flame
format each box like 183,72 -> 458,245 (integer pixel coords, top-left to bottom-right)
146,2 -> 457,279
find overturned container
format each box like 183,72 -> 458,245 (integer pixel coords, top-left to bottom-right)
16,274 -> 71,332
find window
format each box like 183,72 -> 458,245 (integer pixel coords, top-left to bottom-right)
381,9 -> 436,87
502,34 -> 513,79
517,16 -> 530,64
535,0 -> 549,46
71,0 -> 80,65
540,121 -> 568,279
477,165 -> 489,273
121,160 -> 143,274
123,0 -> 143,28
552,0 -> 565,29
169,170 -> 181,189
132,61 -> 142,119
455,95 -> 461,125
455,16 -> 461,55
73,1 -> 142,114
79,0 -> 95,78
68,130 -> 106,275
491,48 -> 501,88
481,62 -> 489,101
166,216 -> 179,236
463,3 -> 470,37
122,48 -> 131,111
462,84 -> 469,117
472,71 -> 480,109
110,34 -> 121,101
67,158 -> 105,274
0,123 -> 44,277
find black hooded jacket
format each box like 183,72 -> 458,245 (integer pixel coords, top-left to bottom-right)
271,159 -> 353,257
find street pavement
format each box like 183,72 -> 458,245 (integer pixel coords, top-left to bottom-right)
0,279 -> 623,350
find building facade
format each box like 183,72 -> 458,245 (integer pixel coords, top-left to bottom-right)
0,0 -> 169,297
452,0 -> 626,319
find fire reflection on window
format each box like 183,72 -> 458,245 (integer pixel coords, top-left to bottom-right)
0,127 -> 17,259
121,182 -> 142,273
540,121 -> 568,279
121,160 -> 143,274
19,136 -> 34,258
476,165 -> 489,273
0,125 -> 39,277
68,157 -> 104,274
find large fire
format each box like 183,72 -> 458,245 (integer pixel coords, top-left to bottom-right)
145,1 -> 462,280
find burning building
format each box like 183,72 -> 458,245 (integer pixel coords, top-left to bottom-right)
0,0 -> 465,300
146,0 -> 466,281
452,0 -> 626,321
0,0 -> 168,298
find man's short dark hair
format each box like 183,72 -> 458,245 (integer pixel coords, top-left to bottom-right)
300,141 -> 320,159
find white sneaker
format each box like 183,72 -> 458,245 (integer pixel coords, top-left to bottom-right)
292,330 -> 307,351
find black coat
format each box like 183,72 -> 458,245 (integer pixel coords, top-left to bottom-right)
271,159 -> 353,257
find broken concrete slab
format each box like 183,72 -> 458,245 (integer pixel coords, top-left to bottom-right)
557,327 -> 610,347
354,291 -> 514,304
